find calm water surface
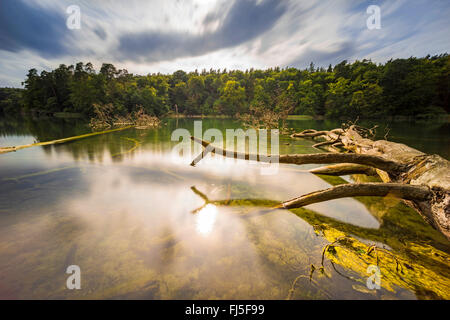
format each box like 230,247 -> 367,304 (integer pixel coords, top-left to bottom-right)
0,116 -> 449,299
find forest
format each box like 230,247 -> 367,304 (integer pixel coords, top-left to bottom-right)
0,54 -> 448,120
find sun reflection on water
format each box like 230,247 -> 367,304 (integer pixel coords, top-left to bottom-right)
196,204 -> 217,235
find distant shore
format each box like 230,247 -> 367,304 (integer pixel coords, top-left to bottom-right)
2,111 -> 449,123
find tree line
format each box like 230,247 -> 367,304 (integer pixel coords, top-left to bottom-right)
0,54 -> 448,119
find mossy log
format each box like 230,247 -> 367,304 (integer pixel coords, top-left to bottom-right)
0,126 -> 135,154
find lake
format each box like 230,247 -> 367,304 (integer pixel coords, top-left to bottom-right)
0,116 -> 449,299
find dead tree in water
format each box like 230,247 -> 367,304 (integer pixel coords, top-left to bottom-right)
190,124 -> 450,240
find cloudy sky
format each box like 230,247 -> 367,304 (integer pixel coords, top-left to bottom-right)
1,0 -> 449,87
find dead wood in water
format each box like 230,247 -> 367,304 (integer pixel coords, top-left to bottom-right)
0,126 -> 134,154
291,124 -> 450,240
277,183 -> 431,209
190,136 -> 404,172
187,186 -> 450,299
309,164 -> 377,176
190,124 -> 450,240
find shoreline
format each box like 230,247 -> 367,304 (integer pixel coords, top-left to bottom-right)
0,112 -> 448,123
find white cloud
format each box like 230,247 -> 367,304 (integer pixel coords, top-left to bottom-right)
1,0 -> 449,86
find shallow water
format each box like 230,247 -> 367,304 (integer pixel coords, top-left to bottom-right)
0,116 -> 449,299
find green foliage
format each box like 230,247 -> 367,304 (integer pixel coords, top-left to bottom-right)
218,80 -> 246,116
0,88 -> 24,114
2,54 -> 448,119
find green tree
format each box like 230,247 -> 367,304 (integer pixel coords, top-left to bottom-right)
217,80 -> 246,116
325,77 -> 351,118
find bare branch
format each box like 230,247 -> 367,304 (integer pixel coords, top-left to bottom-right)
190,136 -> 405,173
278,183 -> 431,209
190,136 -> 276,163
313,132 -> 342,149
309,164 -> 377,176
291,130 -> 330,138
312,140 -> 337,148
280,154 -> 404,173
190,186 -> 209,202
190,143 -> 215,166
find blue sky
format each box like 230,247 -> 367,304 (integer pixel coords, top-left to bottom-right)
1,0 -> 449,87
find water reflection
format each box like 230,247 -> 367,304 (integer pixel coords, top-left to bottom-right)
195,204 -> 217,236
0,116 -> 449,299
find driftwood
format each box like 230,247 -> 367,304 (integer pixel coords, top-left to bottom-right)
190,124 -> 450,241
0,125 -> 135,154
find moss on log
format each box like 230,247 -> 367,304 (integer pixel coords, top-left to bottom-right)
0,126 -> 135,154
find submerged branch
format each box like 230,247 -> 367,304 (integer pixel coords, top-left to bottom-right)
0,126 -> 134,154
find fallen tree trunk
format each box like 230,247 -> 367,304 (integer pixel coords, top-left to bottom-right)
291,125 -> 450,240
191,124 -> 450,240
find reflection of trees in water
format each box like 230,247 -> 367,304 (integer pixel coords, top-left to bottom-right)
50,123 -> 178,162
0,117 -> 247,162
0,114 -> 89,141
1,155 -> 449,299
0,116 -> 176,162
